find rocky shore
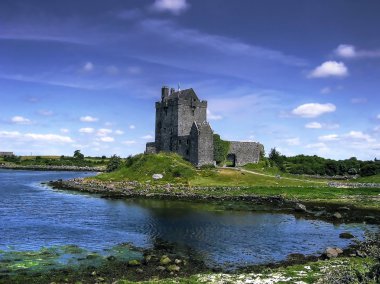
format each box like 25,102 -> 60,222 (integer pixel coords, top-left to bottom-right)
49,178 -> 380,225
0,164 -> 104,172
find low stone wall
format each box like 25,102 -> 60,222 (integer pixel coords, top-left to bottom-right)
228,141 -> 262,166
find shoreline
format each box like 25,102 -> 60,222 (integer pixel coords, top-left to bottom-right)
0,164 -> 104,172
49,178 -> 380,225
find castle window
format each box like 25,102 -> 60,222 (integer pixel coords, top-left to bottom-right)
165,109 -> 168,116
186,139 -> 189,145
179,139 -> 181,145
192,109 -> 195,116
186,150 -> 189,155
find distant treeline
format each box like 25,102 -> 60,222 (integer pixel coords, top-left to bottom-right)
1,150 -> 108,168
268,148 -> 380,177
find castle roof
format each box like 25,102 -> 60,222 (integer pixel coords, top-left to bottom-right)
164,88 -> 200,102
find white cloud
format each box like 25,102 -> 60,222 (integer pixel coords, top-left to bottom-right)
97,128 -> 112,136
320,87 -> 332,94
115,130 -> 124,135
24,133 -> 74,143
0,131 -> 21,138
335,44 -> 356,58
285,137 -> 300,146
292,103 -> 336,118
129,125 -> 136,130
79,127 -> 95,134
351,98 -> 367,104
151,0 -> 189,15
305,122 -> 339,129
318,134 -> 339,141
0,131 -> 73,144
308,61 -> 348,78
11,116 -> 31,124
122,140 -> 136,145
38,110 -> 54,116
99,136 -> 114,142
305,122 -> 322,129
207,109 -> 223,121
83,62 -> 94,72
345,131 -> 375,142
80,116 -> 98,122
60,128 -> 70,133
127,66 -> 141,75
105,65 -> 119,75
141,134 -> 153,140
335,44 -> 380,59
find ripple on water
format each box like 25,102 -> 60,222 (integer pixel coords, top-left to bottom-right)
0,169 -> 378,269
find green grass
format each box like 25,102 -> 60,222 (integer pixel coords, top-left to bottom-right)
190,168 -> 325,187
96,153 -> 196,183
93,153 -> 380,209
350,173 -> 380,183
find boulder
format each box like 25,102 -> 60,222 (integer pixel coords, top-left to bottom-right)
333,212 -> 342,219
325,247 -> 343,258
339,232 -> 354,239
128,259 -> 141,266
152,174 -> 163,180
167,264 -> 180,272
294,203 -> 307,212
160,255 -> 171,265
156,266 -> 166,271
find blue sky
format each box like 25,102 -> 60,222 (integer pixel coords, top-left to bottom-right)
0,0 -> 379,160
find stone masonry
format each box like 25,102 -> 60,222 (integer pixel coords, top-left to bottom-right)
146,86 -> 262,167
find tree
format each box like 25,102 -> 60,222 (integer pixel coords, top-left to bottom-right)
213,134 -> 230,165
73,150 -> 84,160
106,155 -> 122,172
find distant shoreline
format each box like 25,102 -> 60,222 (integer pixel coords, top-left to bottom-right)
0,164 -> 104,172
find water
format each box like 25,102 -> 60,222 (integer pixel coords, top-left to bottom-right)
0,169 -> 376,268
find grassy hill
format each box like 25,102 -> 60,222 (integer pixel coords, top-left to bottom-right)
95,153 -> 326,187
96,153 -> 196,183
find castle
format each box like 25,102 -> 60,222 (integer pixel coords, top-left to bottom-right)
146,86 -> 263,167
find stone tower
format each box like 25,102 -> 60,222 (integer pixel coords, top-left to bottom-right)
145,86 -> 214,166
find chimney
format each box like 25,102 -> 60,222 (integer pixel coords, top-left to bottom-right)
161,86 -> 169,101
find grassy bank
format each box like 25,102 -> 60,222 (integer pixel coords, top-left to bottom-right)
91,153 -> 380,210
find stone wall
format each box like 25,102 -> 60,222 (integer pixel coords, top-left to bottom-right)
189,122 -> 214,166
145,142 -> 156,154
228,142 -> 262,166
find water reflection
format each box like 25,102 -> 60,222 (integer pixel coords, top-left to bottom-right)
0,169 -> 376,268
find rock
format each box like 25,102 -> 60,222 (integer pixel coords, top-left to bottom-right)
338,207 -> 350,211
325,247 -> 343,258
174,259 -> 182,264
128,259 -> 141,266
339,232 -> 354,239
294,203 -> 307,212
333,212 -> 342,219
106,255 -> 116,261
160,255 -> 171,265
286,253 -> 306,261
167,264 -> 180,272
364,216 -> 375,222
356,250 -> 367,257
136,268 -> 144,274
145,255 -> 153,262
156,266 -> 166,271
152,174 -> 163,180
91,271 -> 97,276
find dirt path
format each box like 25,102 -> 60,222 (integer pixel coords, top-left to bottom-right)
220,166 -> 328,184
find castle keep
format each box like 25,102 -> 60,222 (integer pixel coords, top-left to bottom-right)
146,86 -> 262,167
